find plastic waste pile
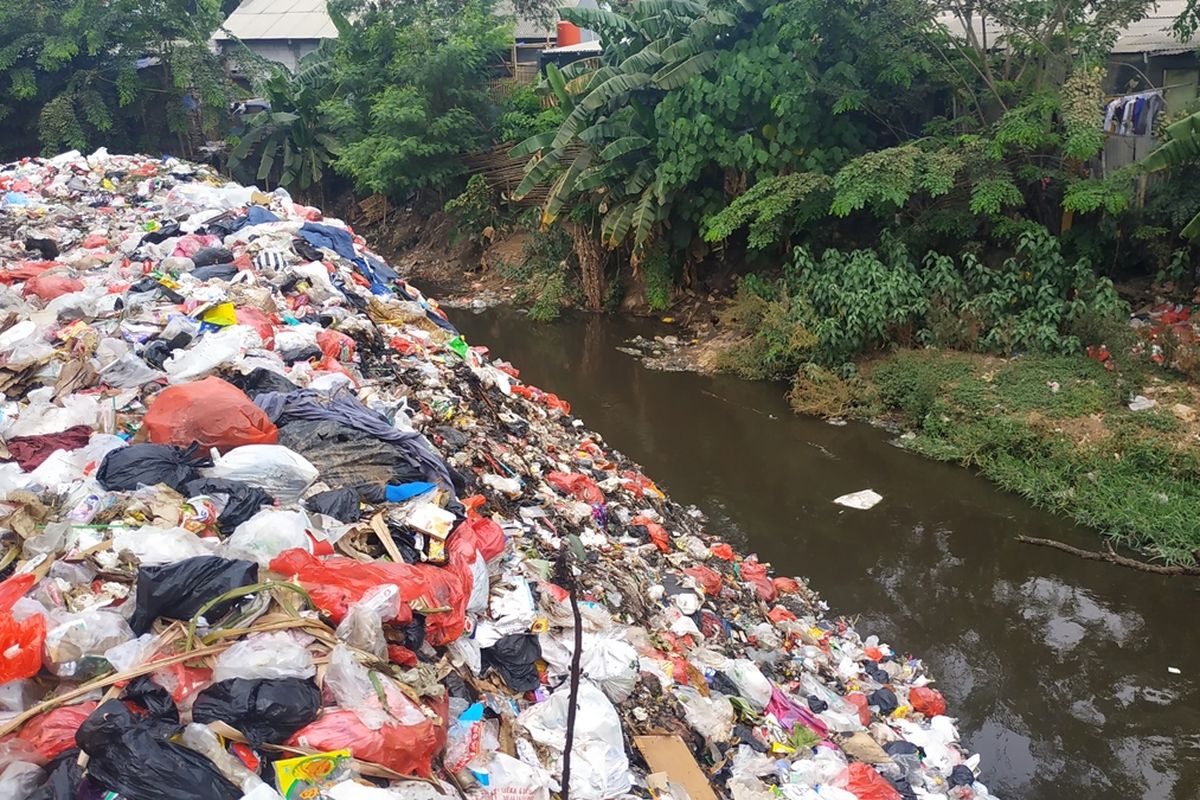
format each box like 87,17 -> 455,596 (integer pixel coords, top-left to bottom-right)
0,150 -> 992,800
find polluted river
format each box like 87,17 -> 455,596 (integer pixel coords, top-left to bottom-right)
452,305 -> 1200,800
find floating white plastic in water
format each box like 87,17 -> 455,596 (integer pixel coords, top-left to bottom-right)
1168,666 -> 1182,675
833,489 -> 883,510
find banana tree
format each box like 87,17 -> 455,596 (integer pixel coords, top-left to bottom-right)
510,0 -> 731,254
229,49 -> 341,204
1144,110 -> 1200,238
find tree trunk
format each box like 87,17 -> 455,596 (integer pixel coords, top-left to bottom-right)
570,223 -> 605,311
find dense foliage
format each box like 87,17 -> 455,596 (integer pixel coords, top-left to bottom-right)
321,0 -> 513,198
720,229 -> 1124,377
0,0 -> 228,158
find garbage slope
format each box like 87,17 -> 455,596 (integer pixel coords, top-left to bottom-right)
0,151 -> 990,800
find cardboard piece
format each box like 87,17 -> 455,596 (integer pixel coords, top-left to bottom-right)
634,735 -> 718,800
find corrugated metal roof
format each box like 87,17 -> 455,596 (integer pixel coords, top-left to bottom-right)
213,0 -> 338,41
937,2 -> 1199,55
215,0 -> 575,42
1112,1 -> 1195,54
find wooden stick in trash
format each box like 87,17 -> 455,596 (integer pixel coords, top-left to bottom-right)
556,542 -> 585,800
0,639 -> 235,737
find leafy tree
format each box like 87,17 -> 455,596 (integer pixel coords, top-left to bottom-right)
322,0 -> 513,198
0,0 -> 229,158
229,49 -> 341,203
1144,111 -> 1200,238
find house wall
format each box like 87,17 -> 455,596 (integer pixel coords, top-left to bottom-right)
221,39 -> 323,73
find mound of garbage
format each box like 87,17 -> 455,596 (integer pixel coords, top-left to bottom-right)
0,151 -> 991,800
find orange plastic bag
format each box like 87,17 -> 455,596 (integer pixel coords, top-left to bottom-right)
710,543 -> 735,561
316,329 -> 356,360
846,693 -> 872,726
17,702 -> 97,759
0,573 -> 45,683
631,515 -> 670,553
842,762 -> 900,800
270,549 -> 468,646
143,376 -> 278,451
683,566 -> 722,595
22,273 -> 83,301
288,702 -> 446,778
546,472 -> 603,504
740,556 -> 777,603
773,576 -> 800,594
908,686 -> 946,717
236,306 -> 274,349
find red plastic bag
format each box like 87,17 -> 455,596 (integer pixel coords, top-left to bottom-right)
842,762 -> 900,800
452,516 -> 506,561
773,576 -> 800,594
631,515 -> 669,553
0,573 -> 45,683
17,702 -> 97,759
908,686 -> 946,717
236,306 -> 274,349
683,566 -> 721,595
846,693 -> 872,727
143,376 -> 278,451
82,234 -> 109,249
767,605 -> 796,623
269,549 -> 469,645
288,702 -> 446,778
22,273 -> 83,301
0,261 -> 55,285
740,556 -> 776,603
710,543 -> 735,561
546,472 -> 603,504
316,329 -> 356,360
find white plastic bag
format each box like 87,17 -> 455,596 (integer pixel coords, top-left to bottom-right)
538,631 -> 639,704
44,610 -> 134,677
726,659 -> 774,711
517,680 -> 631,800
6,388 -> 102,438
225,509 -> 312,567
113,525 -> 216,565
163,325 -> 256,383
212,631 -> 315,681
203,445 -> 318,503
674,686 -> 735,743
334,587 -> 400,661
324,644 -> 426,730
472,753 -> 553,800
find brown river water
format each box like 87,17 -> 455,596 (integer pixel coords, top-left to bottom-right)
450,306 -> 1200,800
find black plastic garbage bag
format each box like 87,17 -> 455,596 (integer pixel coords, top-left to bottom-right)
96,443 -> 201,492
867,687 -> 898,715
305,487 -> 362,522
192,678 -> 321,745
26,750 -> 83,800
277,418 -> 425,488
183,477 -> 274,532
190,263 -> 239,282
481,634 -> 542,692
123,675 -> 178,721
76,700 -> 242,800
129,556 -> 258,634
225,367 -> 300,397
139,223 -> 181,246
191,247 -> 234,267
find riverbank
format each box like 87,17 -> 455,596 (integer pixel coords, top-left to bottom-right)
388,225 -> 1200,566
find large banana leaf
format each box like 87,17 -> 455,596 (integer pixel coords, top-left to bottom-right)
634,0 -> 706,15
602,201 -> 636,247
544,63 -> 573,111
514,148 -> 564,199
581,73 -> 651,113
620,39 -> 668,73
631,187 -> 659,250
652,51 -> 717,90
510,130 -> 556,159
543,149 -> 595,224
560,6 -> 633,34
601,136 -> 651,160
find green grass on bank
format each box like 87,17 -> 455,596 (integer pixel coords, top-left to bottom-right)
798,350 -> 1200,564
